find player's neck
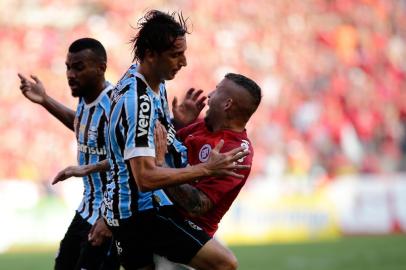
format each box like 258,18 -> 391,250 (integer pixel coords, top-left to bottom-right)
137,64 -> 161,93
83,79 -> 106,104
214,120 -> 245,133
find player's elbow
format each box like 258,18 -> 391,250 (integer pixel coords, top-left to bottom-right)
136,179 -> 155,192
132,161 -> 159,192
135,172 -> 162,192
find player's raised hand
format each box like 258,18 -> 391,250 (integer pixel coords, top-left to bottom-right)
204,140 -> 250,179
154,121 -> 168,167
52,165 -> 90,185
172,88 -> 207,127
88,218 -> 112,246
17,73 -> 47,104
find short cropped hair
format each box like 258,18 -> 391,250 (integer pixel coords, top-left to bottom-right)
131,10 -> 189,62
225,73 -> 262,112
68,38 -> 107,63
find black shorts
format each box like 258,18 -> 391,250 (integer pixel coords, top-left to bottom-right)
108,206 -> 211,269
55,211 -> 120,270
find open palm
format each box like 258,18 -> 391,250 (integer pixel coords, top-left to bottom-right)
172,88 -> 207,127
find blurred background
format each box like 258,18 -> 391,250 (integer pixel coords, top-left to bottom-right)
1,0 -> 406,269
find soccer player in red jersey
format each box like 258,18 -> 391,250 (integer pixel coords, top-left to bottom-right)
152,72 -> 261,269
161,72 -> 261,237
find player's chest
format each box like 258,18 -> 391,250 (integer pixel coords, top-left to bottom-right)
74,107 -> 106,146
184,133 -> 218,165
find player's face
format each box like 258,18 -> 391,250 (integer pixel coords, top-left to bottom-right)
204,78 -> 231,130
65,50 -> 100,97
154,36 -> 187,81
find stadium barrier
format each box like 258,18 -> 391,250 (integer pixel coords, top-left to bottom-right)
1,174 -> 405,251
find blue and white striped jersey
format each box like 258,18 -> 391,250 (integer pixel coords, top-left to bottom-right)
74,82 -> 113,225
103,64 -> 187,221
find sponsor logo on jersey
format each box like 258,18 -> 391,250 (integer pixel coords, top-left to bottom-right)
199,144 -> 212,162
88,126 -> 98,141
78,143 -> 107,155
166,123 -> 176,145
137,94 -> 151,138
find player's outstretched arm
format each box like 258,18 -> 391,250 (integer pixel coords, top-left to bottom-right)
165,184 -> 213,216
17,73 -> 76,131
130,140 -> 250,192
52,160 -> 110,185
172,88 -> 207,129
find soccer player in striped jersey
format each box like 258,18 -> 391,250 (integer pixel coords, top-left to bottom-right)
50,11 -> 249,270
18,38 -> 119,270
102,10 -> 248,270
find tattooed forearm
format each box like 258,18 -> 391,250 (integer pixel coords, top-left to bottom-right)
93,159 -> 110,173
165,184 -> 213,216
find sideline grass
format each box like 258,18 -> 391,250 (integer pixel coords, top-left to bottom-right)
1,235 -> 405,270
230,235 -> 406,270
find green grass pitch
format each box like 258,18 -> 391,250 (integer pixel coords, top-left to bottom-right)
0,235 -> 405,270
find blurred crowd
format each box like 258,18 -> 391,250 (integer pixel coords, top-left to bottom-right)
1,0 -> 406,185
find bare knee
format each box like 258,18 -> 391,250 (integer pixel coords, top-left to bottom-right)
189,239 -> 238,270
215,251 -> 238,270
205,247 -> 238,270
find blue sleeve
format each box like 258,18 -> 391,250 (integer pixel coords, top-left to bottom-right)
123,83 -> 156,160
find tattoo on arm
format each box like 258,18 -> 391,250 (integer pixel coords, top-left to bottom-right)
165,184 -> 213,216
87,159 -> 110,174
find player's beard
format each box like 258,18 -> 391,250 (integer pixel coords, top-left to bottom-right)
70,87 -> 80,97
69,80 -> 81,97
204,116 -> 213,132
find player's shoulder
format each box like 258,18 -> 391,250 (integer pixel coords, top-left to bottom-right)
223,129 -> 251,146
104,82 -> 114,98
114,65 -> 139,93
177,120 -> 205,138
222,132 -> 253,159
99,82 -> 114,108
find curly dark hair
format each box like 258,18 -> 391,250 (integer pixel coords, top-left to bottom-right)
68,37 -> 107,63
131,10 -> 189,62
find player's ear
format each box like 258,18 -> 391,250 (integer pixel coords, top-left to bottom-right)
97,61 -> 107,74
144,49 -> 157,63
224,98 -> 233,111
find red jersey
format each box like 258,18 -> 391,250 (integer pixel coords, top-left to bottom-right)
176,120 -> 253,236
